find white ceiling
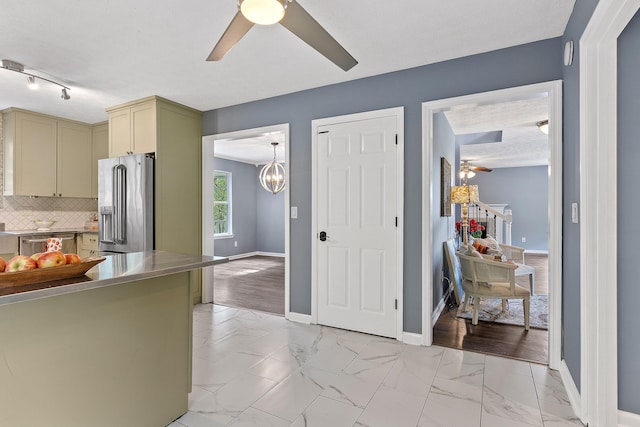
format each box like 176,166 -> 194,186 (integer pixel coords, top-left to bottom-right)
0,0 -> 574,125
215,131 -> 286,165
446,96 -> 550,169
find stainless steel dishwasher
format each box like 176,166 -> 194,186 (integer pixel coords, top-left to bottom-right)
0,233 -> 19,259
19,233 -> 77,256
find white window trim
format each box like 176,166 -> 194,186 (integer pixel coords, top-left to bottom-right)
214,170 -> 232,237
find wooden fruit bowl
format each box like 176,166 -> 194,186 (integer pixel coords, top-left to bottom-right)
0,257 -> 106,288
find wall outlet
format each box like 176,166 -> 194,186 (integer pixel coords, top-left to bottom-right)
291,206 -> 298,219
234,241 -> 238,247
571,202 -> 579,224
521,237 -> 526,243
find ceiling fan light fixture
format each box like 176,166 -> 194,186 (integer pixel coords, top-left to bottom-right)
239,0 -> 287,25
460,170 -> 475,179
537,119 -> 549,135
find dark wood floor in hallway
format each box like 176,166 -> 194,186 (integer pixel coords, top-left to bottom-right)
433,254 -> 549,364
213,256 -> 285,315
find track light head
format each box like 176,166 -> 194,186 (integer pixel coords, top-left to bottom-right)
27,76 -> 38,90
61,87 -> 70,100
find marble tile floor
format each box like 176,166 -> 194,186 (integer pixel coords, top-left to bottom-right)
169,304 -> 582,427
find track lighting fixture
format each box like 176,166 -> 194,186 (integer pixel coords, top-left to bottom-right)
1,59 -> 70,100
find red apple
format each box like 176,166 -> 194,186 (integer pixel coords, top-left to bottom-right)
5,255 -> 37,272
31,252 -> 44,261
64,253 -> 82,264
37,251 -> 67,268
0,257 -> 5,272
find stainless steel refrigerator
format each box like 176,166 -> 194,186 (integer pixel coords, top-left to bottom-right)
98,154 -> 154,254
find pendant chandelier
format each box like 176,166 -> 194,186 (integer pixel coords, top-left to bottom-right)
259,142 -> 285,194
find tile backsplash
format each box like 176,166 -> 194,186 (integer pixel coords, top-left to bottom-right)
0,114 -> 98,231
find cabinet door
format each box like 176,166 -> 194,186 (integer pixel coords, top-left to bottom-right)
109,108 -> 131,157
57,121 -> 92,198
15,112 -> 57,197
91,124 -> 109,198
131,102 -> 156,154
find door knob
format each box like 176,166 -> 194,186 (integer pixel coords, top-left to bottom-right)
319,231 -> 327,242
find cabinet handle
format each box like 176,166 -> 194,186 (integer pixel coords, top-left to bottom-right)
59,193 -> 62,197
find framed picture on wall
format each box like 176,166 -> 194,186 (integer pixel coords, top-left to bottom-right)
441,157 -> 452,217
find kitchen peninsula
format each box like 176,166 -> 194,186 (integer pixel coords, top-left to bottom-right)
0,251 -> 227,427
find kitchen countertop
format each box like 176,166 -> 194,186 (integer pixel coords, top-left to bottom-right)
1,227 -> 95,236
0,251 -> 228,306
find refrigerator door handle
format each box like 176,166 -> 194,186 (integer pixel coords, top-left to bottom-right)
114,164 -> 127,244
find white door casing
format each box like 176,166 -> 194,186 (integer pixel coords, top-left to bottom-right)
312,108 -> 404,339
421,81 -> 563,372
201,124 -> 291,315
580,1 -> 640,425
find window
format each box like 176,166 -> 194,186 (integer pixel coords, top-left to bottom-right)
213,171 -> 231,236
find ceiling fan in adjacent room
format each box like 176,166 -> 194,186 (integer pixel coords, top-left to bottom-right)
460,160 -> 492,181
207,0 -> 358,71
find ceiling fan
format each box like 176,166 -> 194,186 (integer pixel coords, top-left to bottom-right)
460,160 -> 492,180
207,0 -> 358,71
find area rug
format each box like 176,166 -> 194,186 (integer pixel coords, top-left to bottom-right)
457,294 -> 548,330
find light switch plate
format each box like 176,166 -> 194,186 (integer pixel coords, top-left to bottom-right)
571,202 -> 579,223
291,206 -> 298,219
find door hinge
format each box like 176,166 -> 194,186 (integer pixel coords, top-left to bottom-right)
395,299 -> 398,310
318,130 -> 329,134
395,134 -> 398,145
395,217 -> 398,227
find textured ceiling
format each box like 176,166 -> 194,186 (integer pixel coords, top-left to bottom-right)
214,132 -> 286,165
446,96 -> 550,169
0,0 -> 574,124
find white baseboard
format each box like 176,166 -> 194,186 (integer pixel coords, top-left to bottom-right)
431,289 -> 450,325
558,360 -> 584,424
402,332 -> 422,346
227,251 -> 258,260
226,251 -> 285,260
619,409 -> 640,427
256,251 -> 285,258
287,312 -> 312,324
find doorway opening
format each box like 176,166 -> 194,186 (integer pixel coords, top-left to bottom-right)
421,81 -> 562,367
202,124 -> 290,316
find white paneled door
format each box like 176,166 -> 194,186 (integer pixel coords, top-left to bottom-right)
316,115 -> 399,338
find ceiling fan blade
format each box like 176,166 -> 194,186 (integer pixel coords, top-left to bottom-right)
280,1 -> 357,71
207,12 -> 254,61
469,166 -> 493,172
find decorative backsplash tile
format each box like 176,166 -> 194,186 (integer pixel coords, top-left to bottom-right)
0,114 -> 97,231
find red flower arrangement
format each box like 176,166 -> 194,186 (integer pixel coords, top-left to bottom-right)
455,219 -> 485,238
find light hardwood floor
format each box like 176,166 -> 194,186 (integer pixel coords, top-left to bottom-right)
213,256 -> 285,315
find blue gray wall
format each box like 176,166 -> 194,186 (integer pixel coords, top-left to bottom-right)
561,0 -> 598,392
471,166 -> 548,251
203,37 -> 563,333
617,9 -> 640,415
256,165 -> 285,254
213,157 -> 284,257
432,113 -> 456,308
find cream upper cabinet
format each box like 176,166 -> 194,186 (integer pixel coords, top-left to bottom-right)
57,121 -> 92,198
106,95 -> 204,301
3,109 -> 95,198
108,99 -> 156,157
3,110 -> 57,197
91,123 -> 109,198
